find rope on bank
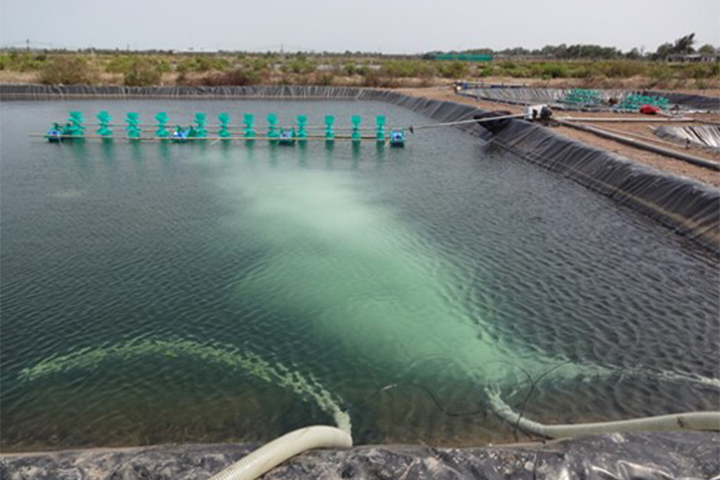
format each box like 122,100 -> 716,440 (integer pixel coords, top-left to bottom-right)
405,113 -> 526,132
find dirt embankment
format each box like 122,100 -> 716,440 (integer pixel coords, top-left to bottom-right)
398,87 -> 720,188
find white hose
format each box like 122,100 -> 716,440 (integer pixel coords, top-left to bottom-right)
207,425 -> 352,480
488,390 -> 720,438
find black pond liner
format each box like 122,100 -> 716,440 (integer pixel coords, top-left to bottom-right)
1,431 -> 718,480
647,90 -> 720,111
2,84 -> 718,255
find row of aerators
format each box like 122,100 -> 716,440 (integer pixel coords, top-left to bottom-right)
559,89 -> 671,111
46,111 -> 407,147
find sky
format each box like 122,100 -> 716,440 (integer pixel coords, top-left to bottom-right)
1,0 -> 718,53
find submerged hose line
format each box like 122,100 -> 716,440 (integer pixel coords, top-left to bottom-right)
207,426 -> 352,480
487,390 -> 720,439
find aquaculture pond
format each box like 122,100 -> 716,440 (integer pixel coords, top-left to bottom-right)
1,99 -> 718,452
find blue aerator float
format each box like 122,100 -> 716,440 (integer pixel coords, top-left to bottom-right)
389,130 -> 406,147
171,126 -> 192,143
46,123 -> 64,143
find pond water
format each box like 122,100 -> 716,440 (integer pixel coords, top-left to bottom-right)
1,99 -> 718,452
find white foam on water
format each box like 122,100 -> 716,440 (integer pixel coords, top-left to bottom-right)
217,161 -> 720,393
220,164 -> 612,386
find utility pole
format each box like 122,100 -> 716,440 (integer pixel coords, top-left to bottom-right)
26,39 -> 30,52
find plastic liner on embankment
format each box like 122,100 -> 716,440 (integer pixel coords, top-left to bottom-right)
2,84 -> 718,254
656,125 -> 720,152
2,431 -> 719,480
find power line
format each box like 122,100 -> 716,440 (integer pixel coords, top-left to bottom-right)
0,39 -> 82,50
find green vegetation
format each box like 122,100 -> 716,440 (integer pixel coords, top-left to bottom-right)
436,33 -> 717,61
438,60 -> 469,79
176,56 -> 230,73
381,59 -> 435,78
2,34 -> 716,89
281,55 -> 316,74
0,52 -> 48,71
189,69 -> 261,86
123,59 -> 163,86
9,53 -> 716,89
39,56 -> 96,85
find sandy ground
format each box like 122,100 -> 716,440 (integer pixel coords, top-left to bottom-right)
398,87 -> 720,188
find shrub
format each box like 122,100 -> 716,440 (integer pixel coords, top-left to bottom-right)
291,74 -> 313,86
506,65 -> 532,78
40,56 -> 96,85
538,62 -> 569,78
645,63 -> 676,88
438,60 -> 469,79
155,60 -> 172,73
355,65 -> 371,76
598,61 -> 646,78
282,57 -> 316,74
685,62 -> 720,80
105,55 -> 135,73
248,58 -> 270,71
361,71 -> 398,88
176,59 -> 196,74
344,61 -> 357,75
123,59 -> 162,86
196,69 -> 260,86
195,56 -> 230,72
0,52 -> 47,72
176,56 -> 231,73
382,60 -> 435,78
22,54 -> 46,71
566,63 -> 594,78
477,65 -> 494,77
316,73 -> 334,85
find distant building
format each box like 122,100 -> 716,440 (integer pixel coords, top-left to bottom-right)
666,53 -> 719,63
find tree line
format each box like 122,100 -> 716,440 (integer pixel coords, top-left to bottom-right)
429,34 -> 717,60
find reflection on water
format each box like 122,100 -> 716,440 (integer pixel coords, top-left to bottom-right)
1,100 -> 718,452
